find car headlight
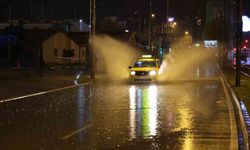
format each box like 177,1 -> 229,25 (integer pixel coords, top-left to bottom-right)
149,70 -> 157,76
130,71 -> 136,75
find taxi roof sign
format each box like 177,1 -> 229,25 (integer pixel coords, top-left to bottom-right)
142,55 -> 152,58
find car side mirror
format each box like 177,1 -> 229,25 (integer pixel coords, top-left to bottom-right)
128,66 -> 132,69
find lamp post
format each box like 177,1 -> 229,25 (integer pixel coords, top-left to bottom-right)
235,0 -> 242,87
148,0 -> 153,52
8,4 -> 11,22
166,0 -> 170,52
90,0 -> 96,79
149,13 -> 155,53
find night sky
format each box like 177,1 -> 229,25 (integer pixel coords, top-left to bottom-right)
1,0 -> 249,22
0,0 -> 209,22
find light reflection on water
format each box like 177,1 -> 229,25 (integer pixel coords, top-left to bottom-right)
76,86 -> 92,141
129,86 -> 136,139
77,86 -> 85,141
129,85 -> 158,139
178,107 -> 193,150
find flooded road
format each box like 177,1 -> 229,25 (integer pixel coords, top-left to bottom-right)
0,63 -> 238,149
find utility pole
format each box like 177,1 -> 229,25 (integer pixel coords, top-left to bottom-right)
30,1 -> 33,19
166,0 -> 170,53
8,4 -> 11,22
90,0 -> 96,79
167,0 -> 169,20
235,0 -> 242,87
148,0 -> 152,52
68,23 -> 71,51
67,22 -> 73,69
73,3 -> 77,20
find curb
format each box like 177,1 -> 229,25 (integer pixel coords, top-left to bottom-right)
221,73 -> 249,149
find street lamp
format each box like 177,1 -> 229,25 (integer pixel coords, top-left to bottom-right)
242,16 -> 250,32
151,13 -> 155,18
168,17 -> 174,22
173,22 -> 177,26
185,31 -> 189,35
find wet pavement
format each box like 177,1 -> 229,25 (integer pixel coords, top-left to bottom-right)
0,73 -> 90,100
0,62 -> 238,150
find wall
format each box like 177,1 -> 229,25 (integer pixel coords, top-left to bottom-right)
42,32 -> 86,65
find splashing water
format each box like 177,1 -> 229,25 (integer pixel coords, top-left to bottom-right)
93,35 -> 217,83
158,44 -> 217,82
93,35 -> 141,81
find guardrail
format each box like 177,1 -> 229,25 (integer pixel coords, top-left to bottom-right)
231,66 -> 250,78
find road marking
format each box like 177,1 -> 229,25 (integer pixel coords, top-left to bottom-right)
0,82 -> 91,103
60,124 -> 92,140
220,77 -> 238,150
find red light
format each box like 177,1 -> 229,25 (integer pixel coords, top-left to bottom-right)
233,48 -> 236,51
245,40 -> 249,43
244,46 -> 247,49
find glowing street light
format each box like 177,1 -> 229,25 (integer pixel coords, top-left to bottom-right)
172,22 -> 177,28
151,13 -> 155,18
185,31 -> 189,35
242,16 -> 250,32
168,17 -> 174,22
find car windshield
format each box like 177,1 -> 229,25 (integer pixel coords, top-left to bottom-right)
134,61 -> 157,67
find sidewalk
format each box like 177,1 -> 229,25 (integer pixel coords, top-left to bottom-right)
0,70 -> 91,100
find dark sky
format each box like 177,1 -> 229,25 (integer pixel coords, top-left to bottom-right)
0,0 -> 237,22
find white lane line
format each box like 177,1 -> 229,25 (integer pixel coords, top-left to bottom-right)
220,77 -> 238,150
0,82 -> 91,103
60,124 -> 92,140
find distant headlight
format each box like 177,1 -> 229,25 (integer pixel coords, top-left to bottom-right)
149,70 -> 157,76
130,71 -> 136,75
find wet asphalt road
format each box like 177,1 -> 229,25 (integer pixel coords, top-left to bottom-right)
0,63 -> 238,150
